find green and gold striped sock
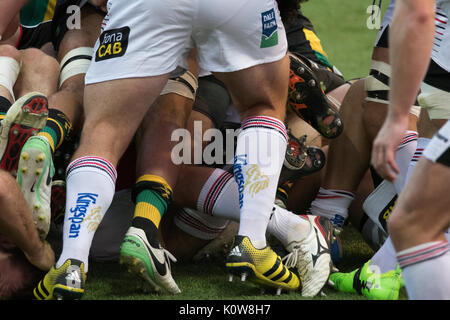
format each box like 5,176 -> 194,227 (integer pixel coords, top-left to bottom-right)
37,108 -> 72,153
131,174 -> 173,247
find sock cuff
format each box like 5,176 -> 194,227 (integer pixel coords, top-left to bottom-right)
240,116 -> 288,142
66,156 -> 117,186
397,131 -> 418,149
316,187 -> 355,200
197,169 -> 234,215
132,174 -> 173,205
397,241 -> 450,269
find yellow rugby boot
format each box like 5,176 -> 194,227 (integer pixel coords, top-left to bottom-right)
226,235 -> 300,294
33,259 -> 86,300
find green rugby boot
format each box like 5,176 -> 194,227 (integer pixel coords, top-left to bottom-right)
329,260 -> 402,300
119,226 -> 181,294
16,135 -> 54,239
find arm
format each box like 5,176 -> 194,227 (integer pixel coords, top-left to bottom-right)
389,0 -> 435,120
0,171 -> 54,271
371,0 -> 435,181
0,0 -> 28,41
89,0 -> 108,13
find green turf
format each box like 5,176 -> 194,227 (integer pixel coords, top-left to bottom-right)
82,1 -> 404,301
301,0 -> 386,80
84,225 -> 407,300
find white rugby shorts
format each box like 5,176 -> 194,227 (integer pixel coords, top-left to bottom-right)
418,82 -> 450,120
374,0 -> 394,47
85,0 -> 287,85
423,120 -> 450,166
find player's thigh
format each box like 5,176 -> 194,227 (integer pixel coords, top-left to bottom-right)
79,75 -> 169,162
390,158 -> 450,246
197,0 -> 288,114
213,56 -> 289,117
56,4 -> 104,61
14,48 -> 59,97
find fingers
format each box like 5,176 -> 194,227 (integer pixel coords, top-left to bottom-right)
384,147 -> 399,182
24,240 -> 55,271
371,140 -> 399,183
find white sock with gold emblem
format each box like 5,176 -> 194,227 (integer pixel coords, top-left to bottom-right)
234,116 -> 287,249
56,156 -> 116,272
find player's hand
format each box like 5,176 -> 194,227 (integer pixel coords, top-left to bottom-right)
371,113 -> 409,182
24,240 -> 55,271
89,0 -> 107,13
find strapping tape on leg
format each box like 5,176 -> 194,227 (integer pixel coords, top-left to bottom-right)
0,56 -> 20,100
59,47 -> 93,88
362,179 -> 397,234
365,60 -> 421,117
418,82 -> 450,120
160,70 -> 198,101
365,60 -> 391,104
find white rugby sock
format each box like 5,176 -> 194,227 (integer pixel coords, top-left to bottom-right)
268,207 -> 311,247
369,137 -> 434,274
393,131 -> 417,193
397,241 -> 450,299
197,168 -> 310,247
197,169 -> 240,221
369,237 -> 397,273
234,116 -> 288,248
56,156 -> 117,272
406,137 -> 430,182
309,187 -> 355,228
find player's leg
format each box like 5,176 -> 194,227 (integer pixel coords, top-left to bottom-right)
13,48 -> 59,98
158,76 -> 226,262
0,45 -> 50,176
329,54 -> 450,301
120,68 -> 198,295
49,4 -> 105,134
323,23 -> 419,299
193,0 -> 301,294
287,53 -> 344,139
174,163 -> 331,296
0,44 -> 20,103
388,74 -> 450,299
389,123 -> 450,299
34,0 -> 187,299
308,4 -> 419,230
10,48 -> 59,237
17,5 -> 104,240
214,59 -> 304,293
309,78 -> 368,228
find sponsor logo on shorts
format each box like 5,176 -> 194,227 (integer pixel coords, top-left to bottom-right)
95,27 -> 130,62
260,8 -> 278,48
